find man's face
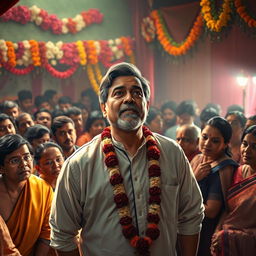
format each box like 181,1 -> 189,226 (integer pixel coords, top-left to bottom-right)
20,99 -> 33,112
176,128 -> 198,157
54,123 -> 77,151
69,114 -> 83,134
59,103 -> 71,112
89,119 -> 106,137
39,102 -> 51,111
0,119 -> 16,137
162,108 -> 176,127
18,114 -> 34,135
5,107 -> 19,119
101,76 -> 149,132
0,144 -> 32,183
35,112 -> 52,129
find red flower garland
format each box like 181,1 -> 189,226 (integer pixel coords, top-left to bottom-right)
101,126 -> 161,256
45,63 -> 79,79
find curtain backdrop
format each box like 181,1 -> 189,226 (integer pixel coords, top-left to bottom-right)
130,0 -> 155,102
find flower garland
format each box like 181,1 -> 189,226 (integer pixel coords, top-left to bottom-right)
5,41 -> 16,67
29,40 -> 41,66
45,62 -> 79,79
234,0 -> 256,28
76,41 -> 87,66
141,16 -> 156,43
200,0 -> 232,32
150,10 -> 203,56
101,126 -> 161,256
86,64 -> 100,94
0,5 -> 104,35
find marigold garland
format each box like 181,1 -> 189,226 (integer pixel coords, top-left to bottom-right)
86,64 -> 100,94
5,41 -> 16,67
234,0 -> 256,28
0,5 -> 104,35
200,0 -> 232,32
0,37 -> 135,79
150,10 -> 203,56
29,40 -> 41,66
101,126 -> 161,256
76,41 -> 87,66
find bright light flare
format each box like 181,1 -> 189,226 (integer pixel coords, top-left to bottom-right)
236,75 -> 248,87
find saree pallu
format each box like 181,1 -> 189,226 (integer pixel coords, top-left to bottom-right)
212,173 -> 256,256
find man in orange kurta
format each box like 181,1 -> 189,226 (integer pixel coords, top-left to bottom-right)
0,134 -> 53,256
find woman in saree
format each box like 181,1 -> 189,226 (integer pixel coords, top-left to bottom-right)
190,117 -> 238,256
211,125 -> 256,256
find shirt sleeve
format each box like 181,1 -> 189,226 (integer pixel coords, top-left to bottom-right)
50,159 -> 83,251
176,149 -> 205,235
207,172 -> 223,201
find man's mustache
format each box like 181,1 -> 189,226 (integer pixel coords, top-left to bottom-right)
119,103 -> 140,116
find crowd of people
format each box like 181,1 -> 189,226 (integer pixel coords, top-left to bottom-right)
0,62 -> 255,255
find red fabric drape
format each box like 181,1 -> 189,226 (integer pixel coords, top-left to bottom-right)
129,0 -> 155,102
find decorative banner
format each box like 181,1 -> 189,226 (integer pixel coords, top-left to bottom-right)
0,5 -> 104,35
0,37 -> 135,93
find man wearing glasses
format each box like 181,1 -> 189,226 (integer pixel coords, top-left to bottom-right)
0,134 -> 53,255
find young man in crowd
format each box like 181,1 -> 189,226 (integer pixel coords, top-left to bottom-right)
51,116 -> 78,159
16,113 -> 35,136
50,62 -> 204,256
34,108 -> 52,130
17,90 -> 34,114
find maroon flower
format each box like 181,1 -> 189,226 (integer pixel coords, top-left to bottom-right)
147,146 -> 160,160
103,144 -> 115,154
122,224 -> 137,239
149,195 -> 161,204
120,216 -> 132,225
110,173 -> 123,186
149,186 -> 161,196
114,193 -> 129,208
146,139 -> 157,147
101,128 -> 111,139
136,237 -> 150,255
105,155 -> 118,167
147,213 -> 160,224
146,227 -> 160,240
148,165 -> 161,177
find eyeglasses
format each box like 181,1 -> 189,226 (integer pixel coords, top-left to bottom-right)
6,154 -> 32,166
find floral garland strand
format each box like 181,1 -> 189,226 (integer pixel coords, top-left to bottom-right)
0,5 -> 103,35
101,126 -> 161,256
86,64 -> 100,94
200,0 -> 232,33
234,0 -> 256,28
0,38 -> 135,78
150,10 -> 203,56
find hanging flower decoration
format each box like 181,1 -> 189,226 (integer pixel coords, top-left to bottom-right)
101,126 -> 161,255
200,0 -> 232,33
0,37 -> 135,94
141,16 -> 156,43
0,5 -> 104,35
149,10 -> 203,56
234,0 -> 256,28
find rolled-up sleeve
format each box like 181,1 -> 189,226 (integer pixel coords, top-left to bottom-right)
50,159 -> 82,251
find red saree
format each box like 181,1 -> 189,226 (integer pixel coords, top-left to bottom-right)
211,172 -> 256,255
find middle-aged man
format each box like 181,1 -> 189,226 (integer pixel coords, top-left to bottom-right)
50,62 -> 204,256
0,134 -> 53,255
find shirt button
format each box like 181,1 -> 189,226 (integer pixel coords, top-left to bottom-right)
134,177 -> 138,181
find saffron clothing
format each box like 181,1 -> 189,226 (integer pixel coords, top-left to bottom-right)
0,215 -> 21,256
6,175 -> 53,256
76,132 -> 92,147
211,168 -> 256,256
50,133 -> 204,255
191,154 -> 237,256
